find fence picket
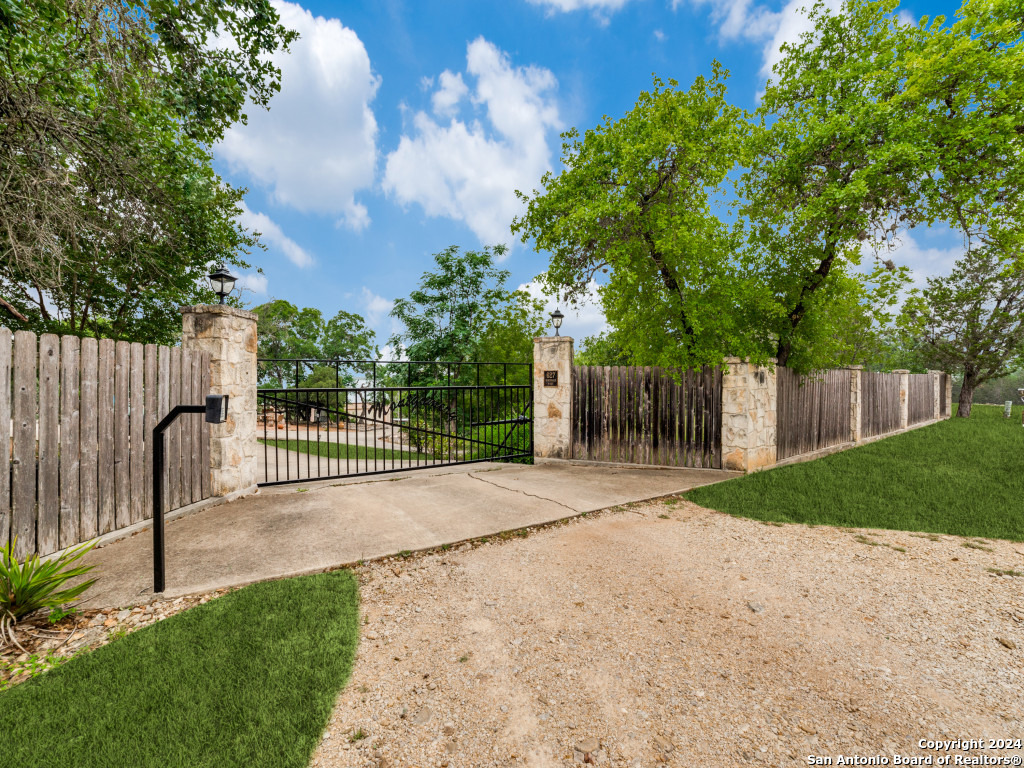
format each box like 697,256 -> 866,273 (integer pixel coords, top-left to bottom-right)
200,352 -> 211,499
58,335 -> 81,550
0,328 -> 10,551
114,341 -> 131,530
37,335 -> 59,554
144,345 -> 157,521
129,343 -> 145,525
168,347 -> 181,511
11,331 -> 36,559
180,350 -> 193,505
97,339 -> 115,534
80,338 -> 98,540
191,352 -> 203,503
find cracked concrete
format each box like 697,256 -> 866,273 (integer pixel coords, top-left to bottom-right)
79,460 -> 737,608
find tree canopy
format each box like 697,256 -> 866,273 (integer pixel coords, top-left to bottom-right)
514,0 -> 1024,381
253,300 -> 378,388
0,0 -> 297,343
388,245 -> 545,384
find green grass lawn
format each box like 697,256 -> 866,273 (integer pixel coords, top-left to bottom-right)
0,572 -> 359,768
260,437 -> 419,463
685,404 -> 1024,541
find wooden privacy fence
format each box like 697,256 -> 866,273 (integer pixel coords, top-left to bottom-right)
776,368 -> 852,461
0,328 -> 211,559
861,371 -> 902,438
907,373 -> 935,426
572,366 -> 722,468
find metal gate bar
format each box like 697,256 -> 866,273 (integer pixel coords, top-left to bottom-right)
256,382 -> 533,486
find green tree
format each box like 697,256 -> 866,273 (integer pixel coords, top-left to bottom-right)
512,68 -> 767,372
252,300 -> 377,388
907,248 -> 1024,418
574,332 -> 630,367
741,0 -> 928,370
0,0 -> 297,341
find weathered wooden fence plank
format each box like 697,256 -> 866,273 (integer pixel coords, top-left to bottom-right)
58,335 -> 81,551
37,334 -> 60,555
97,339 -> 115,535
168,346 -> 181,511
0,328 -> 10,551
129,343 -> 145,525
180,349 -> 193,505
11,331 -> 36,558
191,352 -> 203,503
80,338 -> 98,540
200,352 -> 211,499
144,345 -> 157,521
158,346 -> 170,513
114,341 -> 131,530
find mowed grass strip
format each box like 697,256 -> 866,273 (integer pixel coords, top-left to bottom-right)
260,437 -> 419,462
686,404 -> 1024,542
0,572 -> 359,768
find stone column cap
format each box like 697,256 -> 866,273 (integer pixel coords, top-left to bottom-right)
848,364 -> 865,370
180,304 -> 257,321
892,369 -> 911,374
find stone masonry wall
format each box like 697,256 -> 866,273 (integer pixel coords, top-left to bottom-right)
181,305 -> 258,497
533,336 -> 573,459
720,357 -> 777,473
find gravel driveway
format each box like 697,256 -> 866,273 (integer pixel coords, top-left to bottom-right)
311,499 -> 1024,768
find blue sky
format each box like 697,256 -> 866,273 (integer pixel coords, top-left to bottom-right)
212,0 -> 963,351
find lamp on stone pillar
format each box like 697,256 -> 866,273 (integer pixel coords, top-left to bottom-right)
208,263 -> 237,305
550,308 -> 564,337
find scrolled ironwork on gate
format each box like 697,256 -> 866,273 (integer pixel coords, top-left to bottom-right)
256,359 -> 533,485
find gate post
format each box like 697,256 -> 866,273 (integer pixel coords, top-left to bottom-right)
721,357 -> 777,473
533,335 -> 574,459
181,305 -> 258,498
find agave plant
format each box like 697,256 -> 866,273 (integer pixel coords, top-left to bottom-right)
1,539 -> 98,651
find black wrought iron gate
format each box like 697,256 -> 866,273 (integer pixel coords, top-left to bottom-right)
256,359 -> 533,486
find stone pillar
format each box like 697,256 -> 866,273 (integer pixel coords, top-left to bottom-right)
894,369 -> 910,430
720,357 -> 777,473
944,372 -> 953,418
928,370 -> 941,420
849,365 -> 863,444
533,336 -> 573,459
181,305 -> 258,498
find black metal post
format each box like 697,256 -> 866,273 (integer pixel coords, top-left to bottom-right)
153,404 -> 205,594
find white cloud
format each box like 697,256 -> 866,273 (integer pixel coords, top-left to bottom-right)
237,202 -> 314,268
521,280 -> 608,341
383,38 -> 561,247
361,287 -> 394,325
431,71 -> 469,117
526,0 -> 634,14
653,29 -> 667,42
674,0 -> 841,79
863,231 -> 964,292
236,272 -> 269,296
216,1 -> 379,231
757,0 -> 842,78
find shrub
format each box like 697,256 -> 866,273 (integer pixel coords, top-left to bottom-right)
1,539 -> 98,645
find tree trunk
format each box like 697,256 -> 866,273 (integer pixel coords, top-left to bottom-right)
957,380 -> 975,418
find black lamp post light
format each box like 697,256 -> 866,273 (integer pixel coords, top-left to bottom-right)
153,395 -> 230,593
208,263 -> 237,304
550,308 -> 564,336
